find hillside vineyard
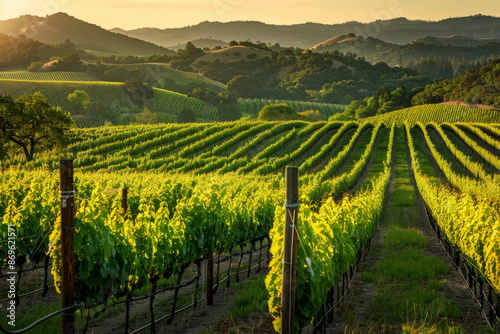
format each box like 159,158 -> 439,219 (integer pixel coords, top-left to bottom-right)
1,119 -> 499,331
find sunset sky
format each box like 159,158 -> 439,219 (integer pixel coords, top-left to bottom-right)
1,0 -> 499,30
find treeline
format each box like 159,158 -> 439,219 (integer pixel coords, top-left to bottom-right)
405,55 -> 498,78
330,85 -> 417,120
336,58 -> 500,120
0,35 -> 84,69
411,58 -> 500,108
187,87 -> 241,121
214,48 -> 432,103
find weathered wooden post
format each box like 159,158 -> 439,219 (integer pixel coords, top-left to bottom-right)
207,256 -> 214,305
282,166 -> 299,334
60,160 -> 75,334
122,188 -> 128,215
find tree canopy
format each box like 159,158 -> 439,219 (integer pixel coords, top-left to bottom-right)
68,90 -> 90,114
0,92 -> 74,162
258,104 -> 297,121
177,108 -> 197,123
136,108 -> 159,124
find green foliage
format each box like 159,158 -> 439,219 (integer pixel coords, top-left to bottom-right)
241,98 -> 343,120
227,75 -> 271,99
124,77 -> 154,106
412,58 -> 500,108
362,104 -> 500,127
199,45 -> 430,101
346,85 -> 414,119
136,108 -> 159,124
0,92 -> 74,161
257,103 -> 297,121
407,123 -> 500,291
176,41 -> 205,60
1,116 -> 498,333
0,34 -> 67,68
0,79 -> 218,122
67,90 -> 90,114
0,70 -> 92,81
26,62 -> 45,72
177,108 -> 197,123
53,53 -> 84,72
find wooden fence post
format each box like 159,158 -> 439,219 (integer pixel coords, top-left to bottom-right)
207,256 -> 214,306
122,188 -> 128,215
282,166 -> 299,334
60,160 -> 75,334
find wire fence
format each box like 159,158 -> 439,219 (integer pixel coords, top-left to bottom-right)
0,254 -> 53,305
424,204 -> 500,332
305,237 -> 372,334
0,234 -> 271,334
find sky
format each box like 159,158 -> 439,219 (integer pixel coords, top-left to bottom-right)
1,0 -> 499,30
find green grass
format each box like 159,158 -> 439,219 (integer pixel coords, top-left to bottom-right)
377,248 -> 449,282
369,286 -> 462,325
0,298 -> 61,334
356,127 -> 471,333
227,276 -> 268,319
391,184 -> 416,207
383,227 -> 428,250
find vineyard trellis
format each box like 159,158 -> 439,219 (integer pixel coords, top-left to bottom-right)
0,160 -> 274,334
1,119 -> 499,333
424,204 -> 500,329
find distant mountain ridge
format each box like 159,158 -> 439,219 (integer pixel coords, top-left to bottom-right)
0,13 -> 173,55
112,15 -> 500,49
310,33 -> 500,67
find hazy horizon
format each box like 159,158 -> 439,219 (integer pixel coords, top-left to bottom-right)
1,0 -> 499,30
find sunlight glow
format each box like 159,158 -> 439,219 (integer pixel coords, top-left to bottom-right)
0,0 -> 498,29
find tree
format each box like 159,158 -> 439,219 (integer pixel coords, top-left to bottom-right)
227,75 -> 269,99
68,90 -> 90,114
258,104 -> 297,121
0,92 -> 74,162
177,108 -> 197,123
54,53 -> 84,72
176,42 -> 205,60
136,108 -> 159,124
216,91 -> 241,121
0,137 -> 8,168
124,78 -> 154,106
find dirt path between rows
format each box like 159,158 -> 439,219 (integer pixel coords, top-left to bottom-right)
323,128 -> 488,333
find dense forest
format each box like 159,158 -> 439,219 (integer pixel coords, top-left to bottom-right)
411,58 -> 500,108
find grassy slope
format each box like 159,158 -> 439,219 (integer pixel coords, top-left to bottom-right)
362,104 -> 500,127
107,63 -> 226,92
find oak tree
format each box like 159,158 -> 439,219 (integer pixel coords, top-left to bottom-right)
0,92 -> 74,162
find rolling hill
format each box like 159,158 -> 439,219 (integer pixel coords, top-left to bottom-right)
193,45 -> 273,67
311,34 -> 397,56
368,41 -> 500,67
167,38 -> 229,51
112,15 -> 500,49
0,79 -> 218,123
0,13 -> 173,55
106,63 -> 226,91
361,104 -> 500,127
